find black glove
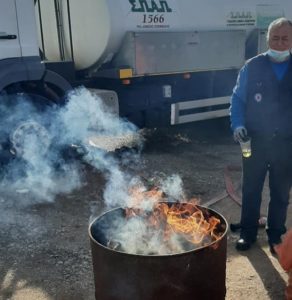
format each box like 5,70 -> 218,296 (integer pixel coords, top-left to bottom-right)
233,126 -> 247,142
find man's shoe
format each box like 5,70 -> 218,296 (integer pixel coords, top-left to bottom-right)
236,238 -> 255,251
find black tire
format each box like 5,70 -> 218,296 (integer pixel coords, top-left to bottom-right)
0,92 -> 54,165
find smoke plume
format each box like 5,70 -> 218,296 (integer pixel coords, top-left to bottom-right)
0,87 -> 140,203
0,86 -> 199,255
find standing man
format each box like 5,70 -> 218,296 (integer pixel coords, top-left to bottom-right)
230,18 -> 292,253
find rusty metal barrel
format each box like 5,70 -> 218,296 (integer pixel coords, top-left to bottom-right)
89,204 -> 228,300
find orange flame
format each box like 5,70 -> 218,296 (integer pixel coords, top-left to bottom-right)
158,202 -> 221,245
127,186 -> 164,208
126,186 -> 222,247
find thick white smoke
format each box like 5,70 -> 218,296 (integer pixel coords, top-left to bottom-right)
0,87 -> 193,254
0,87 -> 139,202
55,87 -> 137,144
159,174 -> 185,201
0,92 -> 82,202
106,217 -> 188,255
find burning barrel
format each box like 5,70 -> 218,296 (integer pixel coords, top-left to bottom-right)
89,203 -> 228,300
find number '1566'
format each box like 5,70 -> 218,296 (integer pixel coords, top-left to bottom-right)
143,14 -> 165,23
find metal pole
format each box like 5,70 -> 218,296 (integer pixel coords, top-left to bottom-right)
66,0 -> 74,63
37,0 -> 46,59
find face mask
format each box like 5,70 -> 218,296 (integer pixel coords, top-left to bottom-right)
267,49 -> 291,62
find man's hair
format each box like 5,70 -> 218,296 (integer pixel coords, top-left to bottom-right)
266,17 -> 292,41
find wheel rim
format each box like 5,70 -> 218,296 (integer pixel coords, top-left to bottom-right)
10,120 -> 51,157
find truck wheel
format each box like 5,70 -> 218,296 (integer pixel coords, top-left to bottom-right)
0,92 -> 55,165
9,120 -> 51,158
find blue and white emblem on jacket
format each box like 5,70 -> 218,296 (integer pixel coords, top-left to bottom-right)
254,93 -> 262,102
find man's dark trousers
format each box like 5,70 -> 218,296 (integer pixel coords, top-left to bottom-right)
240,136 -> 292,243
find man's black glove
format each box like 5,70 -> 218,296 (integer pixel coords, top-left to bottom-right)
233,126 -> 247,142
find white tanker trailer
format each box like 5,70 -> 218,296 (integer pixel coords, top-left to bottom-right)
32,0 -> 292,126
36,0 -> 290,71
0,0 -> 292,161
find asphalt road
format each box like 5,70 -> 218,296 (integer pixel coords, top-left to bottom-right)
0,118 -> 291,300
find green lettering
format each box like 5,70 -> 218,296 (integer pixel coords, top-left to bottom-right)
159,0 -> 172,12
151,0 -> 160,12
139,0 -> 151,12
129,0 -> 172,13
129,0 -> 144,12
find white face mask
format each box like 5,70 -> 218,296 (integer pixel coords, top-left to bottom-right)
267,49 -> 291,62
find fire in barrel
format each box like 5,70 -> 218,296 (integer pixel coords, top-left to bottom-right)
89,188 -> 228,300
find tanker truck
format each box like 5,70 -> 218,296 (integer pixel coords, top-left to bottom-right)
0,0 -> 292,162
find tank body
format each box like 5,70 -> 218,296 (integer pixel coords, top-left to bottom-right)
36,0 -> 292,70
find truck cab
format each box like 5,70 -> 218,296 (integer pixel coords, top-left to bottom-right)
0,0 -> 21,60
